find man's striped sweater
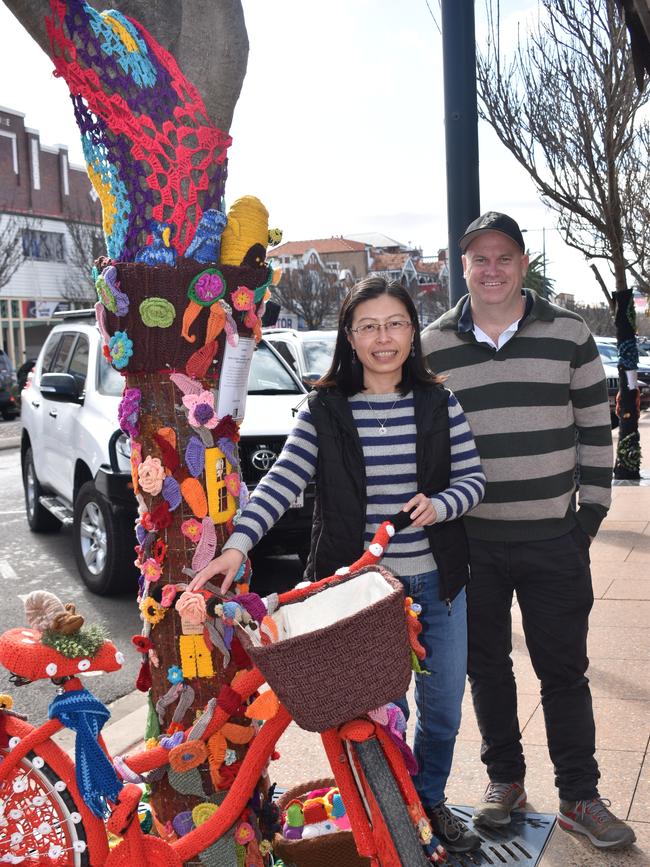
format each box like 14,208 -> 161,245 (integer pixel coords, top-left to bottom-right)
225,390 -> 486,577
420,290 -> 613,541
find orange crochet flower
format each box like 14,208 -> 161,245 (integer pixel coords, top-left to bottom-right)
140,596 -> 166,625
168,739 -> 208,772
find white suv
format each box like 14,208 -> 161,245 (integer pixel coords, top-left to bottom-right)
263,328 -> 337,385
21,312 -> 312,595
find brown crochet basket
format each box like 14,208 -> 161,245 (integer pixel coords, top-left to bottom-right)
273,777 -> 371,867
247,565 -> 411,732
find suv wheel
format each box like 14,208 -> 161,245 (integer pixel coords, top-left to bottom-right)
23,447 -> 62,533
73,481 -> 136,595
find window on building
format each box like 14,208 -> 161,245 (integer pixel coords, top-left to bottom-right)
22,229 -> 66,263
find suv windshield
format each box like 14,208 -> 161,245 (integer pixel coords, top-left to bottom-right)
248,342 -> 302,395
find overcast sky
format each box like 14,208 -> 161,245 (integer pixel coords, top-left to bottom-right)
0,1 -> 620,304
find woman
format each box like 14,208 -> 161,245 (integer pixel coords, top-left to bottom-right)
189,277 -> 486,852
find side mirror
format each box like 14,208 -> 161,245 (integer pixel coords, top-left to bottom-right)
40,372 -> 83,403
302,372 -> 320,385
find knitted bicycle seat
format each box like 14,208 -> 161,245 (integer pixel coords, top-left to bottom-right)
0,590 -> 124,682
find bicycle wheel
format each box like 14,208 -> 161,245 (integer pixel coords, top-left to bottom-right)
0,716 -> 105,866
351,736 -> 430,867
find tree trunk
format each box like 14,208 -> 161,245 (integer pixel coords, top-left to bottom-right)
613,288 -> 642,478
14,1 -> 276,863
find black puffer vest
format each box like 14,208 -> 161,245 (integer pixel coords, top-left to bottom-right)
304,383 -> 470,601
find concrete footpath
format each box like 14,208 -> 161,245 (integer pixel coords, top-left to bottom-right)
95,413 -> 650,863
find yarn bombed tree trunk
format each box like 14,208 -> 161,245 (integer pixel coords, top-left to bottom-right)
44,2 -> 278,862
613,289 -> 642,479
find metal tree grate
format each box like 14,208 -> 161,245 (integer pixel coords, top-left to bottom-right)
444,806 -> 557,866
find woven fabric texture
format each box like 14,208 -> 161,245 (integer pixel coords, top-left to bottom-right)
248,567 -> 412,732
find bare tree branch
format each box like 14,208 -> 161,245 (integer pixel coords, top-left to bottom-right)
478,0 -> 649,295
273,267 -> 345,331
0,212 -> 30,291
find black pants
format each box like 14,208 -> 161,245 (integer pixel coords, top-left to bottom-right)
467,528 -> 600,802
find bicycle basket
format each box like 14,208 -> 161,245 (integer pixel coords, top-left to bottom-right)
247,565 -> 411,732
273,777 -> 371,867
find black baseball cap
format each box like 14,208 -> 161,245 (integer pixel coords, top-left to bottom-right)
459,211 -> 526,253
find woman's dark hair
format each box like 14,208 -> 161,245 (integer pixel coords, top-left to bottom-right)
316,276 -> 441,396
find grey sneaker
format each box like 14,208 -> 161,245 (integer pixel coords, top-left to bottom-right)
473,781 -> 527,828
426,800 -> 481,853
558,798 -> 636,850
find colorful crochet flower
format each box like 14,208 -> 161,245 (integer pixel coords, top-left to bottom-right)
231,285 -> 255,311
191,271 -> 226,305
141,558 -> 162,582
176,591 -> 207,627
169,740 -> 208,772
96,265 -> 129,315
108,330 -> 134,370
138,456 -> 166,495
118,387 -> 141,438
234,822 -> 255,845
131,635 -> 153,653
153,539 -> 167,564
167,665 -> 184,684
192,802 -> 219,827
183,390 -> 218,430
181,518 -> 203,543
140,596 -> 166,625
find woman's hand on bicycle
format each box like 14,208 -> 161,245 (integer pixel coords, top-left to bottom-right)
402,493 -> 437,527
187,548 -> 246,594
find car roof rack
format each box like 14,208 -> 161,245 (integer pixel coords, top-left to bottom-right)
52,308 -> 96,320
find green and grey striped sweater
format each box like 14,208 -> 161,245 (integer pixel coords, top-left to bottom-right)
421,291 -> 612,541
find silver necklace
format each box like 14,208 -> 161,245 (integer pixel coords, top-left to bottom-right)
365,395 -> 400,434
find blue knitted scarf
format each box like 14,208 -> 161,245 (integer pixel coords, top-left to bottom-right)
48,687 -> 122,818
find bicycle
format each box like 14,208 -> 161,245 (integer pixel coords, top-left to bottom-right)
0,515 -> 447,866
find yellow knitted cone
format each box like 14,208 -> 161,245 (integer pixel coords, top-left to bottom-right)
220,196 -> 269,266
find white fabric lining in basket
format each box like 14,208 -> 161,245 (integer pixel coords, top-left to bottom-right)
272,570 -> 393,641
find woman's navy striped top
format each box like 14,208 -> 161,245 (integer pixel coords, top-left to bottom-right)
225,390 -> 486,577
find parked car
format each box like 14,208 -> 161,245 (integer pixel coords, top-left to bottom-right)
602,360 -> 650,428
21,312 -> 313,595
263,328 -> 337,385
596,340 -> 650,386
0,349 -> 19,420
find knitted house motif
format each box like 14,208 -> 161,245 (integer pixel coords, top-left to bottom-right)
205,447 -> 237,524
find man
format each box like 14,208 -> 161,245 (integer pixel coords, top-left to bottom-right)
421,212 -> 635,851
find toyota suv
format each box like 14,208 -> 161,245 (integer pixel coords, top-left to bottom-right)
263,328 -> 336,385
21,312 -> 313,595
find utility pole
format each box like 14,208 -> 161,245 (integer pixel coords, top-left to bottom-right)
441,0 -> 481,305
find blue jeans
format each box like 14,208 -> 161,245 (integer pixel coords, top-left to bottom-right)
394,569 -> 468,809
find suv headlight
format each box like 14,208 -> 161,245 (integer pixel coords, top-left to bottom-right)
116,433 -> 132,460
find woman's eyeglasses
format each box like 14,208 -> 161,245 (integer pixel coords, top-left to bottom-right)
348,319 -> 413,337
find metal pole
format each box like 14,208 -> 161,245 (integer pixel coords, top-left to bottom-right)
441,0 -> 481,306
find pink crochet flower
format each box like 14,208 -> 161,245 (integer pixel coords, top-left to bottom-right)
231,286 -> 255,311
176,591 -> 207,626
138,456 -> 166,495
182,390 -> 218,430
141,558 -> 162,582
181,518 -> 203,542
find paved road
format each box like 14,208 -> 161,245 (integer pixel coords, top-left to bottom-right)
0,444 -> 303,725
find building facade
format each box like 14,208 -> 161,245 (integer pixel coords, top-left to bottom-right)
0,106 -> 101,368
